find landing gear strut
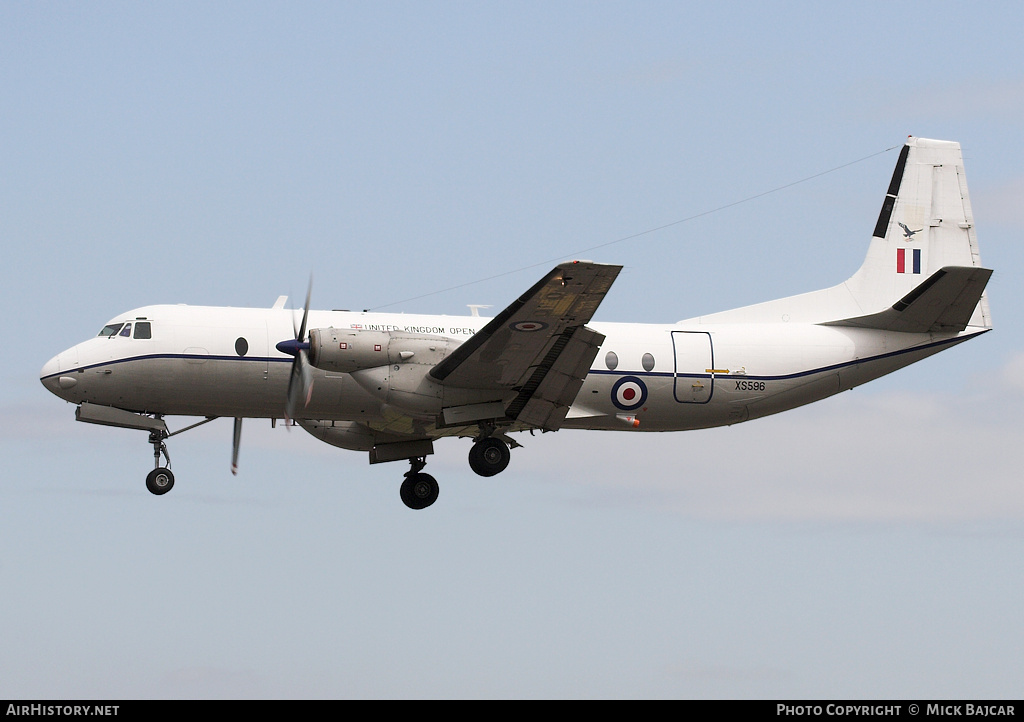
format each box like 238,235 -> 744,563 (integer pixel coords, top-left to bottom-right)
146,428 -> 174,495
400,456 -> 439,510
139,416 -> 217,496
468,436 -> 511,477
389,432 -> 516,509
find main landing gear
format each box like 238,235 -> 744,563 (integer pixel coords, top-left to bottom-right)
397,435 -> 513,510
468,436 -> 511,477
400,457 -> 439,510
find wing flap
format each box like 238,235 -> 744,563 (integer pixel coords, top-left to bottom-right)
430,261 -> 620,430
506,325 -> 606,430
824,266 -> 992,333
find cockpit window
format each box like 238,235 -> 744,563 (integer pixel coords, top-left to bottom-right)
98,323 -> 124,337
119,323 -> 132,337
133,322 -> 152,339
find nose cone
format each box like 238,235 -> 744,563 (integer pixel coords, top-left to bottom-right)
40,354 -> 63,397
40,348 -> 80,400
41,354 -> 60,381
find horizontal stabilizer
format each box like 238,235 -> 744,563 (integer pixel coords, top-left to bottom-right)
824,266 -> 992,333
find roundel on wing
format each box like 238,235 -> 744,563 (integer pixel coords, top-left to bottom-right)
510,321 -> 548,332
611,375 -> 648,411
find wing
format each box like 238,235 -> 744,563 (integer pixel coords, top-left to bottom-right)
430,261 -> 622,431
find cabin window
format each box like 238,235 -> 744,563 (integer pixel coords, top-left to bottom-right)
119,323 -> 132,337
133,322 -> 152,339
235,337 -> 248,356
642,353 -> 656,372
605,351 -> 618,370
98,323 -> 124,337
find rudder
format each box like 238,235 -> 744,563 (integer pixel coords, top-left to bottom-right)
845,137 -> 991,328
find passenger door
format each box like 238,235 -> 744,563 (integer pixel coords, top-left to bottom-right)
671,331 -> 714,403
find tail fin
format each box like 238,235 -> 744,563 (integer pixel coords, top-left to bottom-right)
844,136 -> 992,328
691,136 -> 993,330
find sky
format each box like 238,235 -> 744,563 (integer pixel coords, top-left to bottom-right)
2,0 -> 1024,699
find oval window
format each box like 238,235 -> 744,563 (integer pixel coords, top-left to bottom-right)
642,353 -> 655,372
235,337 -> 249,357
605,351 -> 618,370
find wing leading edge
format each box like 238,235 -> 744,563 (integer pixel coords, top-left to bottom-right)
431,261 -> 622,431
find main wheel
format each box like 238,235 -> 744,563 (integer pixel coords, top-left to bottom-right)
468,437 -> 510,477
400,472 -> 439,510
146,467 -> 175,495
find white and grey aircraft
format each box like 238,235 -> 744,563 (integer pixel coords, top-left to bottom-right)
41,137 -> 993,509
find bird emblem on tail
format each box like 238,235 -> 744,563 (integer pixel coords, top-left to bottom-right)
898,221 -> 923,240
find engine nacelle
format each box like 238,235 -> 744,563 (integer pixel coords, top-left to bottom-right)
350,363 -> 511,421
297,419 -> 375,451
350,363 -> 444,418
309,328 -> 504,421
308,328 -> 453,373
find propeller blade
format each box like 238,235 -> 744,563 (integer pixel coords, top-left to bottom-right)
282,276 -> 315,424
231,417 -> 242,475
285,358 -> 301,421
285,350 -> 313,422
297,278 -> 312,346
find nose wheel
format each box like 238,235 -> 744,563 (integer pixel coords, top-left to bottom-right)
146,467 -> 175,495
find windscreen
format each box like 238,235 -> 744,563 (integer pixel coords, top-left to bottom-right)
98,323 -> 124,337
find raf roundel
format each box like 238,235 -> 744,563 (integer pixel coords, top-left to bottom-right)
509,321 -> 548,332
611,375 -> 648,411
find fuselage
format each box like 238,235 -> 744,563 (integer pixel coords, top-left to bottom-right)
40,303 -> 981,436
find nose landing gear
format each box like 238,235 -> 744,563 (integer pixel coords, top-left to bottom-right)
73,404 -> 223,496
145,429 -> 174,495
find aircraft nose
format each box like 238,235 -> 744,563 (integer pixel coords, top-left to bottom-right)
40,348 -> 80,399
41,354 -> 59,382
40,354 -> 62,396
